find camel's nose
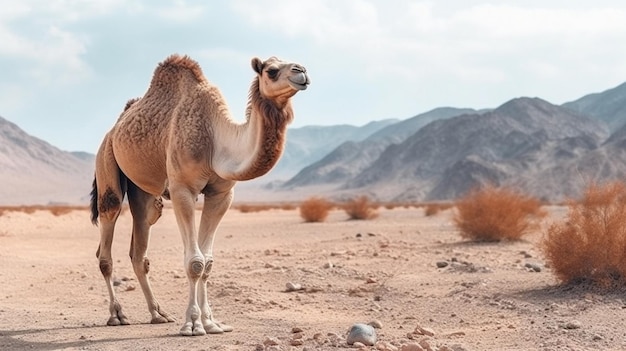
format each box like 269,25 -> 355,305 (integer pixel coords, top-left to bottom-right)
291,64 -> 306,73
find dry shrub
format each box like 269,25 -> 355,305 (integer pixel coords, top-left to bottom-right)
343,195 -> 379,220
280,203 -> 297,211
235,204 -> 274,213
48,206 -> 76,216
542,182 -> 626,287
453,185 -> 545,241
424,202 -> 454,217
299,197 -> 332,222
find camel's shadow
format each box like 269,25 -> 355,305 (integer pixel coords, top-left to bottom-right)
0,324 -> 175,351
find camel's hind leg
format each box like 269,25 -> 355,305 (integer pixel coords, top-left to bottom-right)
127,181 -> 175,324
94,135 -> 129,326
197,188 -> 235,334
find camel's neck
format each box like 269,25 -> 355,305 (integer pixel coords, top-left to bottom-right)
212,79 -> 293,181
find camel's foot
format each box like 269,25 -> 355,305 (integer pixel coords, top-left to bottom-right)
203,320 -> 224,334
106,311 -> 130,326
180,320 -> 206,336
150,305 -> 175,324
215,321 -> 233,333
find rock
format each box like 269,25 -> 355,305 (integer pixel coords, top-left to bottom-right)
448,344 -> 470,351
400,343 -> 425,351
290,339 -> 304,346
353,341 -> 366,348
368,319 -> 383,329
419,339 -> 434,351
292,327 -> 303,333
436,261 -> 449,268
347,323 -> 377,346
524,262 -> 542,272
414,324 -> 435,336
323,261 -> 334,268
263,337 -> 280,346
286,282 -> 302,292
376,341 -> 399,351
564,320 -> 582,329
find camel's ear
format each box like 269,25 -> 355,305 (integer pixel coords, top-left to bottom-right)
251,57 -> 264,74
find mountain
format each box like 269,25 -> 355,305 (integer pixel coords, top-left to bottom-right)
278,97 -> 611,203
262,119 -> 398,180
346,97 -> 608,201
562,81 -> 626,132
0,116 -> 94,205
282,107 -> 478,188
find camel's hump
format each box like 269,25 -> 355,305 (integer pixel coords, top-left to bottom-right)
155,54 -> 207,83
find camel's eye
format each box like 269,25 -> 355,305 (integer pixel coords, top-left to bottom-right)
266,68 -> 279,79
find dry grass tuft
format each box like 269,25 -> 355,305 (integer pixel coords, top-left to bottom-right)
542,181 -> 626,287
343,195 -> 379,220
299,197 -> 333,223
0,205 -> 88,217
453,185 -> 545,241
424,202 -> 453,217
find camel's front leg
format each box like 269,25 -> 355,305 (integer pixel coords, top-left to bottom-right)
169,185 -> 206,336
197,189 -> 234,334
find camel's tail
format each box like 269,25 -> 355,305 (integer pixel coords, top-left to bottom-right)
90,177 -> 99,226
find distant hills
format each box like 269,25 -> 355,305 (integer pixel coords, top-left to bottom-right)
2,81 -> 626,205
0,116 -> 94,205
272,82 -> 626,203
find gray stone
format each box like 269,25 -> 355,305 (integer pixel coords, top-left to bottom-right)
346,323 -> 377,346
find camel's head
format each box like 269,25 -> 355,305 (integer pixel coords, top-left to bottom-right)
252,56 -> 310,102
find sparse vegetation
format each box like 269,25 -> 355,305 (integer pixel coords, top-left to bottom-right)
343,195 -> 379,220
299,197 -> 333,222
231,202 -> 297,213
0,205 -> 88,216
453,185 -> 545,241
542,182 -> 626,287
423,202 -> 453,216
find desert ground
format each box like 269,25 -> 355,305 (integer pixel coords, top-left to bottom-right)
1,204 -> 625,351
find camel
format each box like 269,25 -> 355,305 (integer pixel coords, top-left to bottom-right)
90,54 -> 309,336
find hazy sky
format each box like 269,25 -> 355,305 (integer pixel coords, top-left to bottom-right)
2,1 -> 626,153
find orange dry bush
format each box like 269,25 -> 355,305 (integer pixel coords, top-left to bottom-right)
299,197 -> 332,223
542,182 -> 626,287
424,202 -> 453,216
343,195 -> 379,220
235,204 -> 274,213
453,185 -> 545,241
48,206 -> 80,216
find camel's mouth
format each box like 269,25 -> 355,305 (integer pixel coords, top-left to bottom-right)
288,72 -> 310,91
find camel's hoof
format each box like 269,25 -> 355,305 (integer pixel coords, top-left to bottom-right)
217,323 -> 233,333
107,315 -> 130,326
203,322 -> 224,334
151,315 -> 174,324
180,322 -> 206,336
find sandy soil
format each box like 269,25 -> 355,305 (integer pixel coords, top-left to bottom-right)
1,205 -> 625,351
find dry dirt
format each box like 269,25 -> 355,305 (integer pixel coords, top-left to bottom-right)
1,205 -> 625,351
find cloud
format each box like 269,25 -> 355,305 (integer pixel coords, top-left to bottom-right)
154,0 -> 206,22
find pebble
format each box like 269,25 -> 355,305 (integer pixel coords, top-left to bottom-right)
414,323 -> 435,336
346,323 -> 377,346
376,341 -> 399,351
419,339 -> 434,351
524,262 -> 542,272
436,261 -> 449,268
263,337 -> 280,346
564,320 -> 582,329
400,343 -> 425,351
368,319 -> 383,329
286,282 -> 302,292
